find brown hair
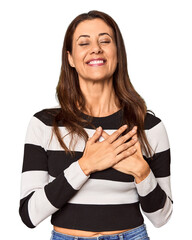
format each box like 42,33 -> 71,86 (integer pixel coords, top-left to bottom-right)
53,10 -> 152,157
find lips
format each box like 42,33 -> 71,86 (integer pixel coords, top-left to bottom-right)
86,58 -> 106,66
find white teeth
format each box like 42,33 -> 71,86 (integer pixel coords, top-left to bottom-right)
88,60 -> 104,64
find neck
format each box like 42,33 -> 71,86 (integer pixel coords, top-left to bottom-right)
79,78 -> 121,117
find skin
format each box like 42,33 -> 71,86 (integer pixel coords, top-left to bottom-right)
54,18 -> 150,237
67,18 -> 119,116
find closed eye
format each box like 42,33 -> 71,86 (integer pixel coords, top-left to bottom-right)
101,41 -> 110,44
99,38 -> 111,44
79,43 -> 89,46
78,40 -> 110,46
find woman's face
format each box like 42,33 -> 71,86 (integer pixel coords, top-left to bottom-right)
68,18 -> 117,83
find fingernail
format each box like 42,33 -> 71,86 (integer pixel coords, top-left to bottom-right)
97,126 -> 102,131
123,124 -> 128,128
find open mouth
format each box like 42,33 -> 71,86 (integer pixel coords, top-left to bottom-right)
86,59 -> 106,66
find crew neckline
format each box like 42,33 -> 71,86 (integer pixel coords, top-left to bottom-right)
81,108 -> 123,120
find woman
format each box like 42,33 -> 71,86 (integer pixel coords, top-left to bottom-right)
19,10 -> 173,240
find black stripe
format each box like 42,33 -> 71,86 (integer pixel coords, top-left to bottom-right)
144,149 -> 171,177
34,108 -> 59,126
34,108 -> 123,129
51,202 -> 144,231
91,168 -> 134,182
19,192 -> 35,228
139,184 -> 167,213
144,112 -> 161,130
34,108 -> 124,129
22,144 -> 48,172
34,108 -> 161,131
47,151 -> 82,177
80,109 -> 123,129
44,173 -> 78,209
47,151 -> 134,182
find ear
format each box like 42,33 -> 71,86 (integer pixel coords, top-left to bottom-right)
67,51 -> 75,68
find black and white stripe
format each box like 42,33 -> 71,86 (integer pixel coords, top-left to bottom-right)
19,108 -> 173,230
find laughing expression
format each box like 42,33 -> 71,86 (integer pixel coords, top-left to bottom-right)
68,18 -> 118,83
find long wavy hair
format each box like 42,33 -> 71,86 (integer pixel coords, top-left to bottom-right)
53,10 -> 152,157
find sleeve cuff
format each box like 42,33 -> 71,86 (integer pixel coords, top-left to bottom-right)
135,170 -> 157,197
64,161 -> 90,190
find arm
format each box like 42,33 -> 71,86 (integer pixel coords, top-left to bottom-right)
19,115 -> 89,228
110,117 -> 173,227
135,119 -> 173,227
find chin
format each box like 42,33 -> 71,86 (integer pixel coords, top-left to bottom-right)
86,73 -> 113,82
88,77 -> 110,82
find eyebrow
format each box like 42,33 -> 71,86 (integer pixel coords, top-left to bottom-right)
76,32 -> 112,41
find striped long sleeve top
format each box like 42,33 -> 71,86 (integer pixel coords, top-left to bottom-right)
19,108 -> 173,231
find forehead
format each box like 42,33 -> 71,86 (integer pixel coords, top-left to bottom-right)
73,18 -> 114,39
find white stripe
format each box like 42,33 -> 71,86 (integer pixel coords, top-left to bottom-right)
46,128 -> 116,151
64,161 -> 90,190
20,170 -> 58,227
49,176 -> 172,204
143,196 -> 173,227
20,171 -> 49,199
49,175 -> 139,205
25,117 -> 46,148
157,176 -> 172,199
86,128 -> 116,142
22,164 -> 90,194
68,178 -> 139,204
135,170 -> 157,197
25,119 -> 118,152
49,175 -> 55,182
28,188 -> 58,226
145,121 -> 170,154
25,118 -> 169,156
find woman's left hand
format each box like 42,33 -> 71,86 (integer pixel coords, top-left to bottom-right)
102,130 -> 151,183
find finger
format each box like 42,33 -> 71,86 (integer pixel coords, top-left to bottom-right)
112,126 -> 137,149
104,125 -> 128,144
101,130 -> 109,140
115,146 -> 137,162
88,127 -> 102,144
114,136 -> 138,156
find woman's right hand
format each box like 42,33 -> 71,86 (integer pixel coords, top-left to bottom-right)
78,125 -> 138,176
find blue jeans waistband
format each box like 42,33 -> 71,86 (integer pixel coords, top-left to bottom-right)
51,224 -> 149,240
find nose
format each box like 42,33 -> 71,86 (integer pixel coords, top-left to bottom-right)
90,42 -> 103,54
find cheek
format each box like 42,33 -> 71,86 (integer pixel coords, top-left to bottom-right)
110,50 -> 118,69
109,46 -> 117,63
72,50 -> 87,67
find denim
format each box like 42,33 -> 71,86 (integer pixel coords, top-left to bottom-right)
50,224 -> 149,240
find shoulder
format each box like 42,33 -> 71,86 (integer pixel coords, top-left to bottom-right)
144,111 -> 161,130
144,111 -> 170,153
25,106 -> 62,147
33,106 -> 61,126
